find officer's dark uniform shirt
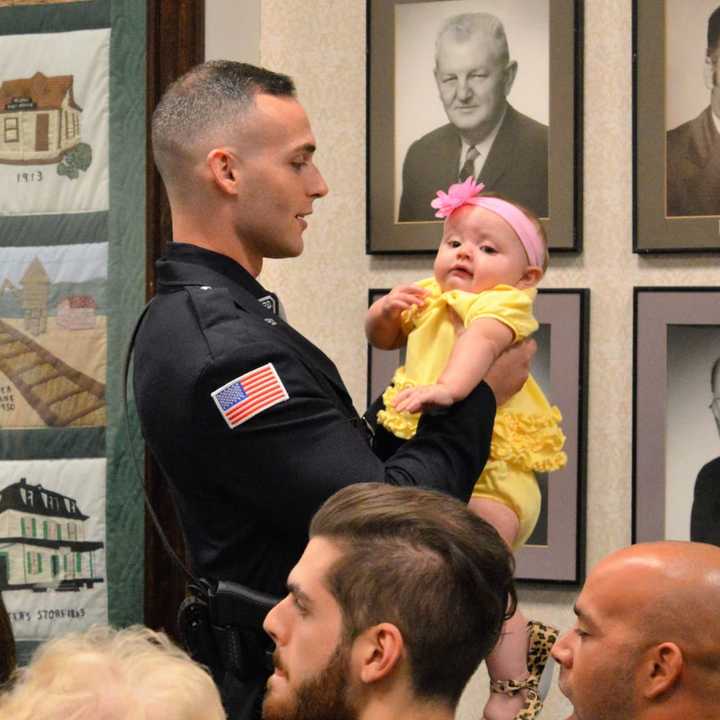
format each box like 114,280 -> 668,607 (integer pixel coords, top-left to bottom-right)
133,243 -> 497,598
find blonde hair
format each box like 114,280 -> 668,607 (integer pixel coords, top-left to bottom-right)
0,625 -> 225,720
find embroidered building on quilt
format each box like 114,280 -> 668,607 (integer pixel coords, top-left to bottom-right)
0,71 -> 82,165
0,478 -> 104,592
56,295 -> 97,330
1,256 -> 50,336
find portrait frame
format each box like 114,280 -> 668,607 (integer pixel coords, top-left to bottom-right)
633,287 -> 720,542
633,1 -> 720,252
366,0 -> 583,255
367,288 -> 589,583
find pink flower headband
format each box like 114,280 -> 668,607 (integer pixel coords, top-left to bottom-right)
431,177 -> 545,268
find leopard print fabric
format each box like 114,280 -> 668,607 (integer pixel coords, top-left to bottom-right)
488,621 -> 559,720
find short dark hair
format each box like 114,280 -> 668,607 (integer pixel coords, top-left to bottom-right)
151,61 -> 295,186
309,483 -> 516,708
708,6 -> 720,56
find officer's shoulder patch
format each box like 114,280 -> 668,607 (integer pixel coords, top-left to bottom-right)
211,363 -> 289,429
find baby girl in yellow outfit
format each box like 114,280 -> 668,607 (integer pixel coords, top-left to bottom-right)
365,178 -> 565,720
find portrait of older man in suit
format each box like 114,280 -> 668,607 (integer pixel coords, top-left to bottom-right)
667,5 -> 720,217
398,12 -> 548,222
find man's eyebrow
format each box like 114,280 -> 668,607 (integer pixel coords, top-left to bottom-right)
573,603 -> 596,627
291,143 -> 316,155
287,581 -> 312,606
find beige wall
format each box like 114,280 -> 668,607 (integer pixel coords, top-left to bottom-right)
207,1 -> 719,717
205,0 -> 260,64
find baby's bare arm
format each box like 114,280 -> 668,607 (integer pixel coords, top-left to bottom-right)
365,284 -> 428,349
437,317 -> 514,399
392,318 -> 514,413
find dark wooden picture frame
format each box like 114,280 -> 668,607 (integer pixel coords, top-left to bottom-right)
367,288 -> 588,583
633,1 -> 720,252
367,0 -> 582,254
633,288 -> 720,543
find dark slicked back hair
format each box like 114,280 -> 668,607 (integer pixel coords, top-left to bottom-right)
151,60 -> 295,188
708,6 -> 720,57
309,483 -> 516,708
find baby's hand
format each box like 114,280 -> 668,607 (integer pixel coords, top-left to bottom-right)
381,284 -> 428,320
393,384 -> 456,413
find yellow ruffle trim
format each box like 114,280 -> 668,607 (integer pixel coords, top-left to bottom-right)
377,376 -> 420,440
490,406 -> 567,472
378,372 -> 568,474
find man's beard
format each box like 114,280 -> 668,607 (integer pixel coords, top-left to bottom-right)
262,641 -> 358,720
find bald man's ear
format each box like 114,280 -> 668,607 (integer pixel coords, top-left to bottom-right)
353,623 -> 405,685
641,642 -> 683,700
207,148 -> 240,196
503,60 -> 518,97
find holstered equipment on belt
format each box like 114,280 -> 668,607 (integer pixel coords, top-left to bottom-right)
177,578 -> 277,684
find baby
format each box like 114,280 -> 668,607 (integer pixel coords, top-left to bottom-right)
365,178 -> 566,720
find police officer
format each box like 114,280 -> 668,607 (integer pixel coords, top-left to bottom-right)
134,61 -> 534,719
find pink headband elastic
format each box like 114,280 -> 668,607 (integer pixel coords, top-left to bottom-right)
430,177 -> 545,268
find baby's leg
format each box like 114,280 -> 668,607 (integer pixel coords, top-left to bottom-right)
468,496 -> 520,549
468,498 -> 530,720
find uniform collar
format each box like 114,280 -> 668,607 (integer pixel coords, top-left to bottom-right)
155,243 -> 355,413
156,243 -> 270,300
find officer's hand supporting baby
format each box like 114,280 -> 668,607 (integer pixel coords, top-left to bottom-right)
484,339 -> 537,406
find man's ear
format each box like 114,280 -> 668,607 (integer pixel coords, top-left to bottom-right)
503,60 -> 518,97
354,623 -> 405,685
640,642 -> 683,700
207,147 -> 240,196
704,56 -> 717,90
516,265 -> 543,289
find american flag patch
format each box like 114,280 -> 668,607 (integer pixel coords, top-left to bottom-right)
211,363 -> 289,429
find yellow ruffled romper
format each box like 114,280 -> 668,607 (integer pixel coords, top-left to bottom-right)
377,278 -> 567,549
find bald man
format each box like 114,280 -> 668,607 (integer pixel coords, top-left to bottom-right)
552,541 -> 720,720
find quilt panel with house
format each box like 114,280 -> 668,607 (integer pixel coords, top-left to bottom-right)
0,457 -> 107,640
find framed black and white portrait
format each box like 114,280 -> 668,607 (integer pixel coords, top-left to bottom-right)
634,0 -> 720,251
633,288 -> 720,545
367,288 -> 589,582
367,0 -> 582,254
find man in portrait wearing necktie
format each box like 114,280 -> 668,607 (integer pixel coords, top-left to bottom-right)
398,12 -> 548,222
